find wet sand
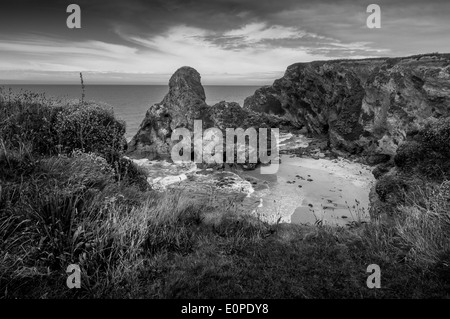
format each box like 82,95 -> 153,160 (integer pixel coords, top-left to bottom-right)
242,155 -> 375,226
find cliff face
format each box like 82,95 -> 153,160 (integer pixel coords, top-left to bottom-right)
244,54 -> 450,163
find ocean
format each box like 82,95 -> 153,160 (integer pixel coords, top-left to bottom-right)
2,85 -> 260,140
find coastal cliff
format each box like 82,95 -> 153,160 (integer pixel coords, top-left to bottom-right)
244,53 -> 450,164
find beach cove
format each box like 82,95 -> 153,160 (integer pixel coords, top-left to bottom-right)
129,132 -> 375,226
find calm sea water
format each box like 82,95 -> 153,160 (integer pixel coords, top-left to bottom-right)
3,85 -> 260,140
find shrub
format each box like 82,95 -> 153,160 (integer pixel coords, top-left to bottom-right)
54,101 -> 126,159
393,118 -> 450,179
394,140 -> 426,168
417,153 -> 450,179
375,174 -> 407,203
113,157 -> 149,191
420,117 -> 450,156
0,90 -> 60,154
0,89 -> 126,160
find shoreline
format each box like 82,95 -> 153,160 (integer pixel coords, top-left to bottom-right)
129,133 -> 376,227
242,154 -> 375,226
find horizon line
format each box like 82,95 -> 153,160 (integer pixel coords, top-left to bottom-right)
0,83 -> 267,86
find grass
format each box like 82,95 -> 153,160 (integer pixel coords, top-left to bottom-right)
395,181 -> 450,268
1,88 -> 449,298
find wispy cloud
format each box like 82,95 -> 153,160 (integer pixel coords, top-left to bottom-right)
0,0 -> 449,84
223,22 -> 322,42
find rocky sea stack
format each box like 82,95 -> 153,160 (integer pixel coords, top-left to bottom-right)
128,66 -> 285,165
127,66 -> 211,158
244,53 -> 450,164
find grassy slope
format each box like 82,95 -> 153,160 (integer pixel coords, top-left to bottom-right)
0,89 -> 449,298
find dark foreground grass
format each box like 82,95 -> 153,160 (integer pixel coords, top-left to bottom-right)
2,166 -> 449,299
1,89 -> 449,298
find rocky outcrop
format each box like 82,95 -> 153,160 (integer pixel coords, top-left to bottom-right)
244,53 -> 450,164
127,66 -> 213,158
128,66 -> 285,165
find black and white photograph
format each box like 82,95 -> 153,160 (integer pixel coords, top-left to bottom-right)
0,0 -> 449,305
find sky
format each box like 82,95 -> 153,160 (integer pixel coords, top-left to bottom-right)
0,0 -> 449,85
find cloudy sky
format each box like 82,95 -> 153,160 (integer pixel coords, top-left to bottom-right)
0,0 -> 449,85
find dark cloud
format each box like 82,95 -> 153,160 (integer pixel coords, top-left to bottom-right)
0,0 -> 449,83
1,0 -> 449,49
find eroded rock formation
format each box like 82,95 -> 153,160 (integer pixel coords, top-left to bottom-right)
244,53 -> 450,164
127,66 -> 212,158
128,66 -> 284,164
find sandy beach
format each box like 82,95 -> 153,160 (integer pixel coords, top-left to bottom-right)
242,155 -> 375,226
130,132 -> 375,226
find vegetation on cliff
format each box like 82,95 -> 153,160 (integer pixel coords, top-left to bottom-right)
372,117 -> 450,272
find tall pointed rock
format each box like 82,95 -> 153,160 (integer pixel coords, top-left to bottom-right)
127,66 -> 212,158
